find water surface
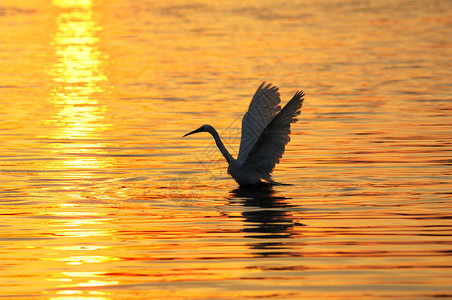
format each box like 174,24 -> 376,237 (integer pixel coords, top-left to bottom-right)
1,0 -> 451,299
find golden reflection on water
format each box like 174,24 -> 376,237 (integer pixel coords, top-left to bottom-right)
43,1 -> 119,298
48,0 -> 111,170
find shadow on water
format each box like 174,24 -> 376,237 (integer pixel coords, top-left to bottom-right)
230,186 -> 305,257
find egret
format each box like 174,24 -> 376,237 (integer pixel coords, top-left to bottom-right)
183,82 -> 305,186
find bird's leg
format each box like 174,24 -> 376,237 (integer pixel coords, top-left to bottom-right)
264,177 -> 277,185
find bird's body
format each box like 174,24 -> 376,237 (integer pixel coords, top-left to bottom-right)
184,82 -> 304,186
228,159 -> 267,186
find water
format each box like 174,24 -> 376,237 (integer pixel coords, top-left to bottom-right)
1,0 -> 451,299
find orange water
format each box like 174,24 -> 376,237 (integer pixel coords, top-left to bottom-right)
1,0 -> 451,299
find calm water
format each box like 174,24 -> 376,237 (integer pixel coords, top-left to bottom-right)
1,0 -> 452,299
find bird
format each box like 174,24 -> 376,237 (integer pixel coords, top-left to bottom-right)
183,82 -> 305,186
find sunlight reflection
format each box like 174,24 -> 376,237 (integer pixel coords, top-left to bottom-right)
48,272 -> 114,300
53,246 -> 108,251
46,255 -> 120,265
48,0 -> 111,171
56,290 -> 82,295
61,272 -> 105,277
44,2 -> 118,298
77,280 -> 119,287
51,297 -> 110,300
54,229 -> 111,238
53,0 -> 93,9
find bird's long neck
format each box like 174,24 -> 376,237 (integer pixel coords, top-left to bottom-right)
207,127 -> 234,164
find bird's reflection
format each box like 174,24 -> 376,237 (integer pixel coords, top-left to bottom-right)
230,186 -> 303,257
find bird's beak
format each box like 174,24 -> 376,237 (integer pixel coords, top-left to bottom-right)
183,127 -> 203,137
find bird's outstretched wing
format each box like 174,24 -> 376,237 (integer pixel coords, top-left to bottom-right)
242,90 -> 305,179
237,82 -> 282,164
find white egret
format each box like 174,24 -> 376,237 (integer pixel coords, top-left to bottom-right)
183,82 -> 305,186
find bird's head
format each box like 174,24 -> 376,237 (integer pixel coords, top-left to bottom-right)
183,124 -> 212,137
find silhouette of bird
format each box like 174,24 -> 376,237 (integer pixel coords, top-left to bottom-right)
183,82 -> 304,186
